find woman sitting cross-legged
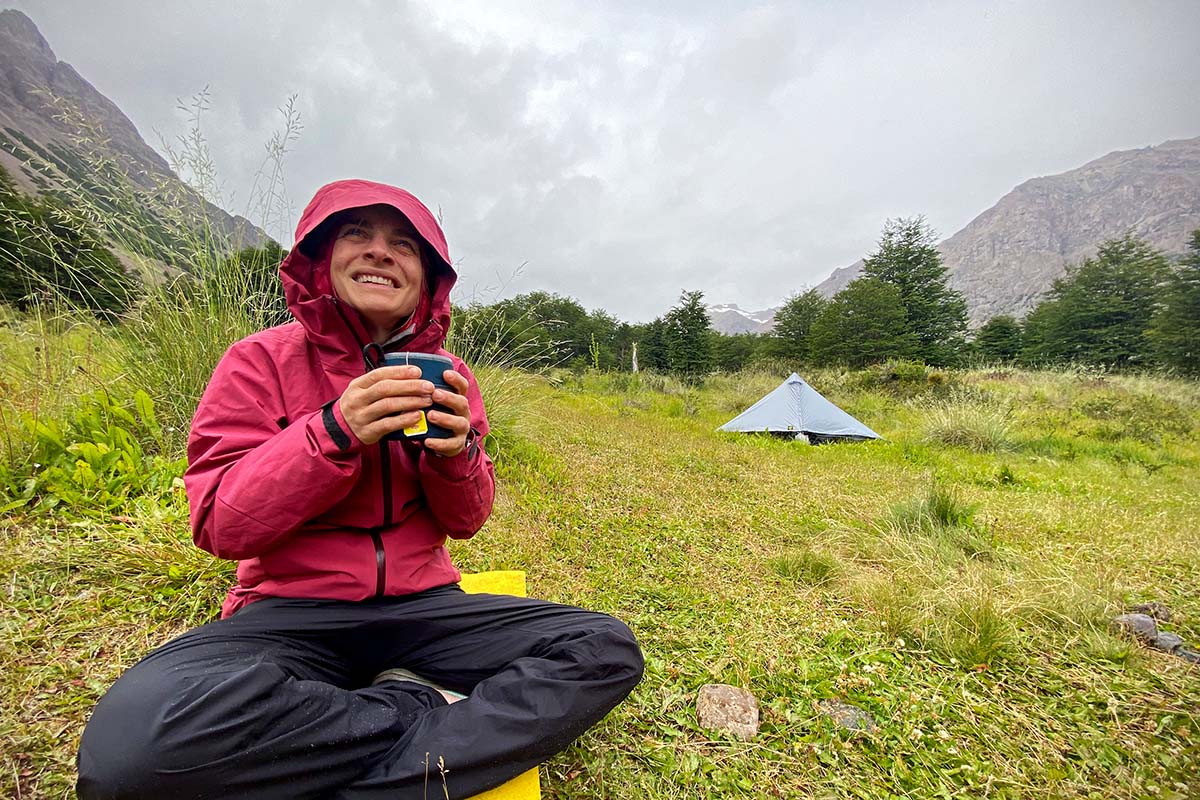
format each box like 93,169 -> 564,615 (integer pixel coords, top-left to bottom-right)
76,179 -> 644,800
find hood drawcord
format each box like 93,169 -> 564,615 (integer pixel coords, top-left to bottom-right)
362,343 -> 385,372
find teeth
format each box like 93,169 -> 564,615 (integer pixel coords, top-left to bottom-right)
356,274 -> 394,287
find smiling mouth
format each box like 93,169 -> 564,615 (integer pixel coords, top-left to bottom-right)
355,274 -> 395,288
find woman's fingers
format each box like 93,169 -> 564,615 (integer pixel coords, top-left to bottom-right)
423,369 -> 472,456
339,364 -> 476,450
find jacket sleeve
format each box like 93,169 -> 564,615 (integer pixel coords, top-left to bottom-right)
416,358 -> 496,539
185,340 -> 364,560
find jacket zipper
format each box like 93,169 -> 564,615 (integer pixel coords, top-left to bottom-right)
330,295 -> 432,599
373,439 -> 393,597
328,297 -> 389,598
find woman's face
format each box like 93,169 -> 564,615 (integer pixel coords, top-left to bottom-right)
328,204 -> 425,342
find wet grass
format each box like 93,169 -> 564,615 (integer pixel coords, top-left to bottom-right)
2,359 -> 1199,798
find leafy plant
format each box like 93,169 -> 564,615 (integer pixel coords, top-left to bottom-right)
5,389 -> 183,516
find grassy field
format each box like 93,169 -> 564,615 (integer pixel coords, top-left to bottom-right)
2,323 -> 1198,798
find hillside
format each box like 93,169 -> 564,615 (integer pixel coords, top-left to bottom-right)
815,137 -> 1200,325
707,303 -> 776,335
0,9 -> 266,261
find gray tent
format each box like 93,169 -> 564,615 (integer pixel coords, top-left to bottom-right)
718,373 -> 880,443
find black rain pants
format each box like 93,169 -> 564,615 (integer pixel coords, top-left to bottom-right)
76,584 -> 644,800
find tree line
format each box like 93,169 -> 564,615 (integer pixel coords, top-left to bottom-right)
456,217 -> 1199,381
770,220 -> 1200,376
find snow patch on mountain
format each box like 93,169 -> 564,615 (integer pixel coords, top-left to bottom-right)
707,303 -> 779,335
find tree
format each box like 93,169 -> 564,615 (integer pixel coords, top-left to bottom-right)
664,290 -> 713,383
710,332 -> 762,372
808,278 -> 918,367
631,318 -> 671,372
973,315 -> 1022,364
609,321 -> 640,371
581,308 -> 621,370
1020,234 -> 1169,368
766,289 -> 827,362
1148,228 -> 1200,375
862,216 -> 967,365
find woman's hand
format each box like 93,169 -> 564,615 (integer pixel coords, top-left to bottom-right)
338,365 -> 434,446
423,369 -> 473,457
338,366 -> 472,455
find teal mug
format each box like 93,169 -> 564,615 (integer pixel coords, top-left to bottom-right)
378,352 -> 455,442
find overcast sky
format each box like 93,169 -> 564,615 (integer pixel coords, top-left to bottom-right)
8,0 -> 1200,321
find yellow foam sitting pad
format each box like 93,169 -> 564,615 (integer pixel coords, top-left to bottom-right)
458,570 -> 541,800
458,570 -> 529,598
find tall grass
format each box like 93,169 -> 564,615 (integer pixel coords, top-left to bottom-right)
769,547 -> 842,586
446,302 -> 559,466
1,91 -> 300,450
922,391 -> 1015,452
117,248 -> 290,442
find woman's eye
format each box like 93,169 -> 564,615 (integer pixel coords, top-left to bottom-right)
392,240 -> 416,252
341,226 -> 368,239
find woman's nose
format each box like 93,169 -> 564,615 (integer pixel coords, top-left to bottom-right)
364,234 -> 393,261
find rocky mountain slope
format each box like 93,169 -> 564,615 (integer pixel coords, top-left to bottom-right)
707,303 -> 776,335
0,9 -> 265,257
815,137 -> 1200,325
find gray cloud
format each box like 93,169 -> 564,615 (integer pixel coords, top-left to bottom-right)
7,0 -> 1200,320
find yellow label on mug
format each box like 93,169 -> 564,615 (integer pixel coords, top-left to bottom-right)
404,411 -> 429,437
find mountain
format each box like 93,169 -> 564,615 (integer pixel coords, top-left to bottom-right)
0,9 -> 266,258
814,137 -> 1200,325
707,303 -> 777,335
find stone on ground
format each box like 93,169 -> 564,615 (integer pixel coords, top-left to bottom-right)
1112,613 -> 1158,645
1152,631 -> 1184,653
818,700 -> 877,733
696,684 -> 759,740
1130,601 -> 1173,622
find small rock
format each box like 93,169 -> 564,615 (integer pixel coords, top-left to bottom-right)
696,684 -> 759,740
1131,602 -> 1173,622
1112,613 -> 1158,645
818,700 -> 877,733
1175,648 -> 1200,664
1153,632 -> 1184,653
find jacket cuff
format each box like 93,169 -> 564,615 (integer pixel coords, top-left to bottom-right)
422,428 -> 482,479
320,399 -> 363,453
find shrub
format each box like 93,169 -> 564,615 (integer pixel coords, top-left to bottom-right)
855,359 -> 955,398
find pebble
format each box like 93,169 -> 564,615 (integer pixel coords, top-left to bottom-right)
1152,632 -> 1184,653
1112,611 -> 1197,663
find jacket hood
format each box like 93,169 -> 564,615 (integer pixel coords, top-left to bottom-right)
280,179 -> 457,376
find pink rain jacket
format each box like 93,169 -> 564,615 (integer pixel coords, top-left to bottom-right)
185,180 -> 495,618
